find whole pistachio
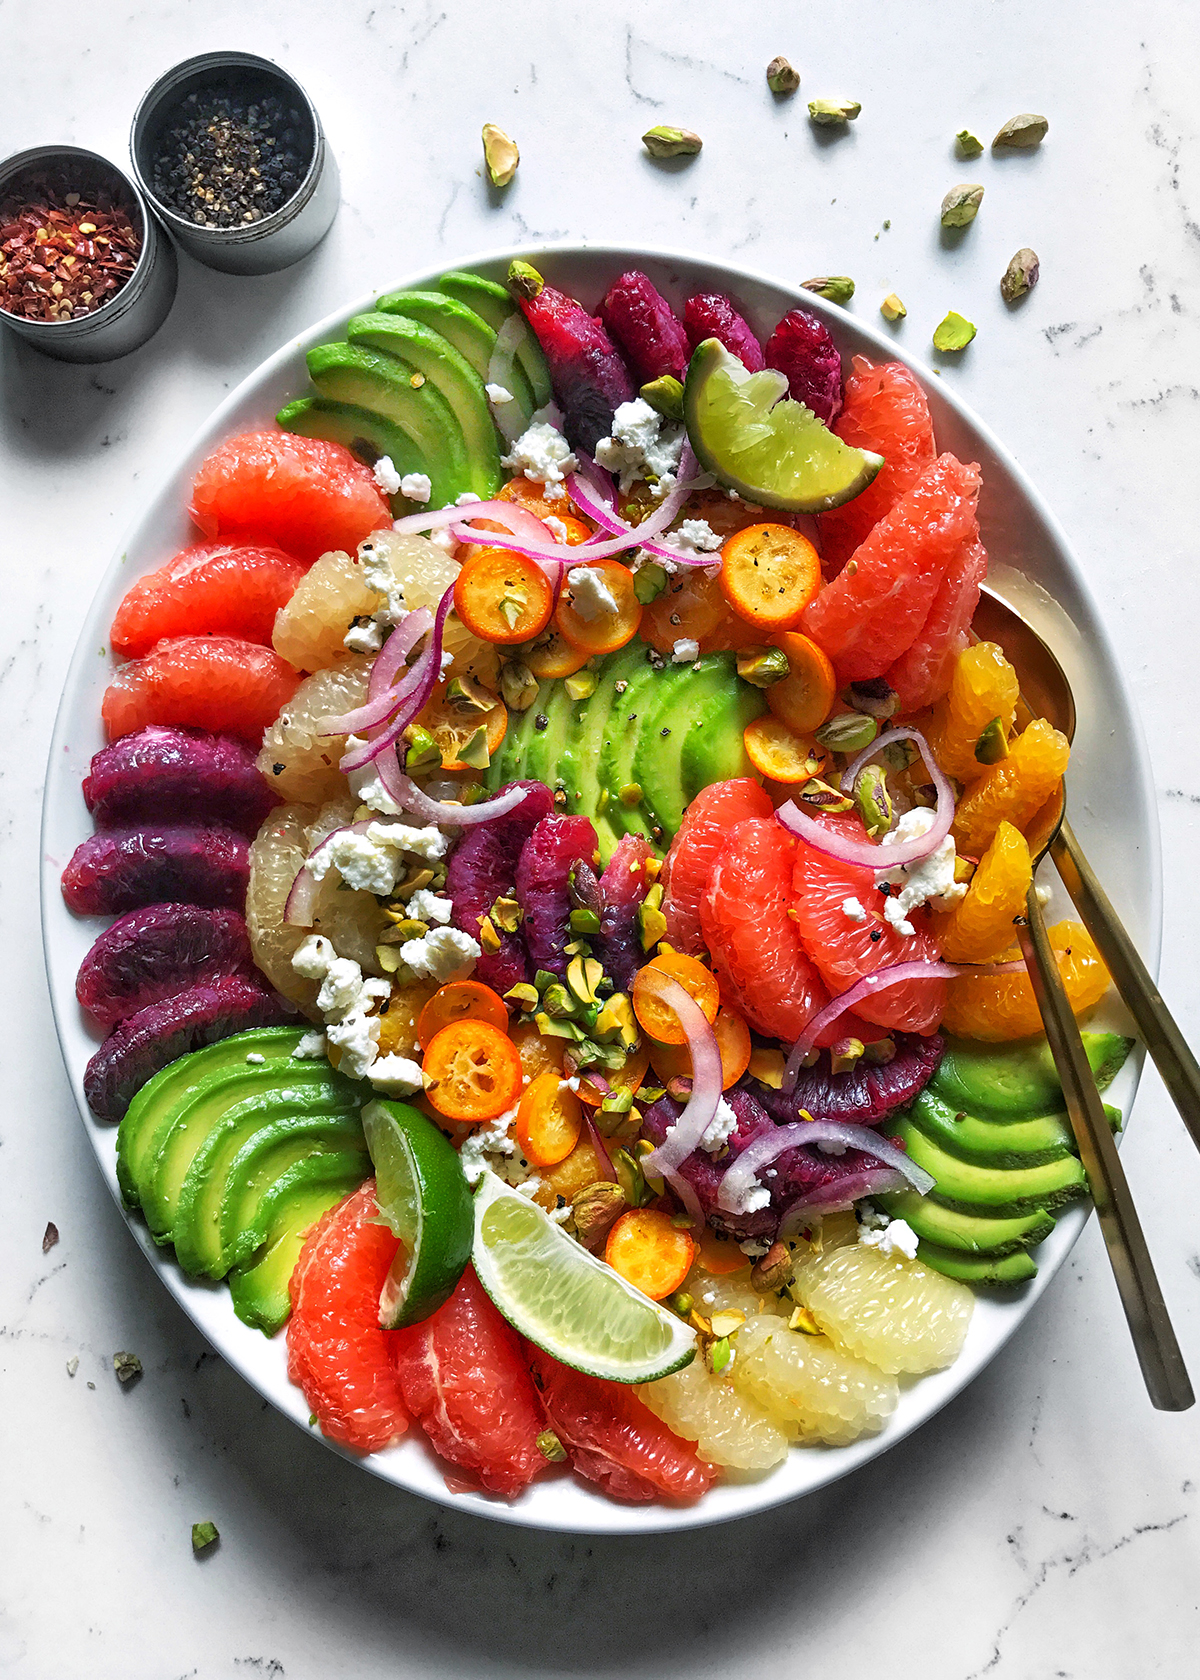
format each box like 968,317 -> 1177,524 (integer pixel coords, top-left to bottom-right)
766,56 -> 801,95
955,128 -> 984,158
848,677 -> 898,720
933,310 -> 977,352
571,1180 -> 629,1250
506,259 -> 544,300
941,182 -> 984,228
808,97 -> 861,125
880,292 -> 907,322
815,711 -> 878,752
1001,247 -> 1040,303
993,112 -> 1049,149
855,764 -> 893,839
481,124 -> 519,188
568,858 -> 601,913
640,374 -> 684,420
750,1241 -> 794,1293
642,126 -> 703,158
801,275 -> 856,305
499,660 -> 539,711
798,777 -> 853,813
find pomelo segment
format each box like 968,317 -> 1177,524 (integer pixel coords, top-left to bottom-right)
110,542 -> 305,659
684,339 -> 882,513
102,635 -> 301,745
818,356 -> 938,572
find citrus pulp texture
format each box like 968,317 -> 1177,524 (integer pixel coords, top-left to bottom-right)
731,1313 -> 899,1445
925,641 -> 1020,784
286,1179 -> 409,1453
952,718 -> 1071,856
256,658 -> 372,806
638,1357 -> 791,1470
110,542 -> 306,659
102,636 -> 301,745
938,821 -> 1032,962
887,532 -> 988,713
942,920 -> 1109,1041
794,1242 -> 974,1374
662,778 -> 774,956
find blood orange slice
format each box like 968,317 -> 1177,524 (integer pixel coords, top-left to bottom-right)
662,778 -> 773,957
818,356 -> 937,573
102,636 -> 301,744
110,542 -> 306,659
190,431 -> 390,565
286,1180 -> 409,1453
391,1266 -> 548,1498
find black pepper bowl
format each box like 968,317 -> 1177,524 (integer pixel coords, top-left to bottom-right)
130,52 -> 339,276
0,145 -> 177,363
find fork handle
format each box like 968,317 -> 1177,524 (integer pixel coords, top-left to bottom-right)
1018,885 -> 1193,1411
1051,820 -> 1200,1155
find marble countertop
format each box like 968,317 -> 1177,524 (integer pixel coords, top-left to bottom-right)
4,1 -> 1200,1674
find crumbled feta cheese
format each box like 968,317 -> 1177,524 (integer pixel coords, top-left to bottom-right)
429,528 -> 458,556
669,518 -> 723,555
700,1095 -> 739,1154
317,831 -> 402,897
317,957 -> 368,1020
816,1139 -> 848,1156
877,807 -> 967,937
549,1203 -> 573,1225
291,935 -> 337,981
400,924 -> 480,983
454,491 -> 481,506
842,896 -> 868,924
738,1237 -> 770,1258
859,1217 -> 920,1260
368,1054 -> 425,1095
290,1030 -> 328,1060
566,565 -> 620,622
325,1011 -> 381,1080
544,516 -> 569,542
359,540 -> 406,625
343,619 -> 384,655
381,821 -> 448,862
406,888 -> 454,926
671,637 -> 700,664
400,472 -> 432,504
345,764 -> 405,816
245,1052 -> 266,1065
372,455 -> 403,496
485,383 -> 515,405
458,1107 -> 519,1185
721,1178 -> 772,1216
563,1075 -> 581,1093
516,1176 -> 544,1200
502,421 -> 578,501
593,399 -> 684,497
858,1203 -> 890,1230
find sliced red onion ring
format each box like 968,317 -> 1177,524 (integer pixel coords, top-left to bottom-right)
283,818 -> 376,927
775,1168 -> 910,1241
776,726 -> 954,871
319,607 -> 433,737
338,588 -> 453,774
639,980 -> 723,1177
582,1114 -> 617,1182
375,748 -> 530,826
783,958 -> 1024,1087
389,498 -> 555,544
718,1120 -> 935,1216
662,1166 -> 705,1230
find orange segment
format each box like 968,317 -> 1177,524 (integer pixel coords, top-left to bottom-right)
942,920 -> 1110,1041
926,641 -> 1020,783
516,1069 -> 583,1167
719,524 -> 821,630
649,1006 -> 751,1090
938,821 -> 1032,963
605,1208 -> 696,1299
952,717 -> 1070,856
765,631 -> 838,735
632,951 -> 720,1045
376,982 -> 439,1058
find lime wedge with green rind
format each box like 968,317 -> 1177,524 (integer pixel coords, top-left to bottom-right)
363,1099 -> 474,1329
684,337 -> 884,513
471,1170 -> 697,1383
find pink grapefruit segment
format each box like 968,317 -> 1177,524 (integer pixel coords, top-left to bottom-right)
887,532 -> 988,713
110,542 -> 306,659
662,778 -> 774,957
102,635 -> 301,745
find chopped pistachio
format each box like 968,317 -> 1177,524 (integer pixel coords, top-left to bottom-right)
933,310 -> 977,352
707,1336 -> 734,1374
491,896 -> 523,933
42,1220 -> 59,1253
642,125 -> 703,158
801,275 -> 855,305
748,1045 -> 787,1088
535,1011 -> 586,1041
830,1036 -> 865,1076
481,123 -> 519,188
565,669 -> 597,701
815,711 -> 878,752
880,292 -> 907,322
808,97 -> 860,125
941,182 -> 984,228
709,1308 -> 747,1339
601,1087 -> 634,1115
955,128 -> 984,158
536,1429 -> 568,1462
993,112 -> 1048,149
567,954 -> 604,1007
568,859 -> 601,913
499,660 -> 539,711
534,969 -> 558,993
766,55 -> 801,95
113,1350 -> 142,1384
569,906 -> 601,937
403,725 -> 441,774
391,866 -> 437,901
856,764 -> 893,839
640,375 -> 684,420
670,1290 -> 694,1317
798,776 -> 853,813
191,1521 -> 220,1554
594,991 -> 638,1049
862,1036 -> 897,1066
505,982 -> 540,1010
618,782 -> 643,806
736,645 -> 790,687
570,1180 -> 628,1247
633,563 -> 669,604
974,716 -> 1010,764
455,726 -> 491,770
478,915 -> 502,955
376,946 -> 413,977
633,1138 -> 665,1195
788,1305 -> 821,1335
497,595 -> 525,631
881,737 -> 918,773
1001,247 -> 1040,303
638,899 -> 668,951
612,1147 -> 653,1207
750,1242 -> 794,1293
952,854 -> 977,887
848,677 -> 898,720
541,982 -> 577,1020
445,674 -> 495,713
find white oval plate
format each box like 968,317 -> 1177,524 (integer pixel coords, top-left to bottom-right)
40,244 -> 1157,1534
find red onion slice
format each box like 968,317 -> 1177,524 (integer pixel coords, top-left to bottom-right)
662,1166 -> 706,1230
639,979 -> 723,1177
339,587 -> 454,774
775,1168 -> 910,1241
375,748 -> 531,826
390,498 -> 556,544
776,725 -> 954,870
367,604 -> 435,703
283,818 -> 376,927
718,1120 -> 934,1216
319,608 -> 434,737
582,1114 -> 617,1182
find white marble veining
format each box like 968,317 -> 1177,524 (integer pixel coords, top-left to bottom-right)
3,0 -> 1200,1674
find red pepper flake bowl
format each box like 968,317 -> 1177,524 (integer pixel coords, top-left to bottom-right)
0,145 -> 176,363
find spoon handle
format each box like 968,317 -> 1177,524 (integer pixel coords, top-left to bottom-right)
1018,884 -> 1193,1411
1052,819 -> 1200,1155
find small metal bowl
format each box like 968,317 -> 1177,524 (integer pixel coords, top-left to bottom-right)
130,52 -> 339,276
0,145 -> 177,363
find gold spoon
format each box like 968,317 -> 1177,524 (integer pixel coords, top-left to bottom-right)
972,587 -> 1193,1411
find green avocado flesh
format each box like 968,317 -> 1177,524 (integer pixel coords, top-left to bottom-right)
486,638 -> 765,863
276,397 -> 429,515
434,269 -> 552,408
116,1031 -> 371,1335
883,1031 -> 1132,1284
376,289 -> 538,425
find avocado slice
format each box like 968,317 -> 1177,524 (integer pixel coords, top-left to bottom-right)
227,1152 -> 369,1334
306,341 -> 470,509
172,1091 -> 363,1279
116,1028 -> 308,1210
680,677 -> 766,804
635,655 -> 750,840
876,1189 -> 1056,1255
597,659 -> 663,847
137,1063 -> 347,1244
893,1118 -> 1089,1216
485,691 -> 544,791
524,678 -> 579,799
218,1113 -> 370,1273
917,1241 -> 1038,1287
435,270 -> 552,409
276,396 -> 430,515
375,289 -> 537,424
909,1087 -> 1085,1169
346,312 -> 502,499
559,642 -> 647,863
932,1032 -> 1134,1121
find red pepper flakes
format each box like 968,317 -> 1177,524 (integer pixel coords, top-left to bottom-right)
0,188 -> 141,322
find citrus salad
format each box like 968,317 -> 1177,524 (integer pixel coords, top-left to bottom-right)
63,261 -> 1129,1505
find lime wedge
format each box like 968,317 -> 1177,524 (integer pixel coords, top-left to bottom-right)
362,1099 -> 474,1329
471,1170 -> 696,1383
684,337 -> 883,513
